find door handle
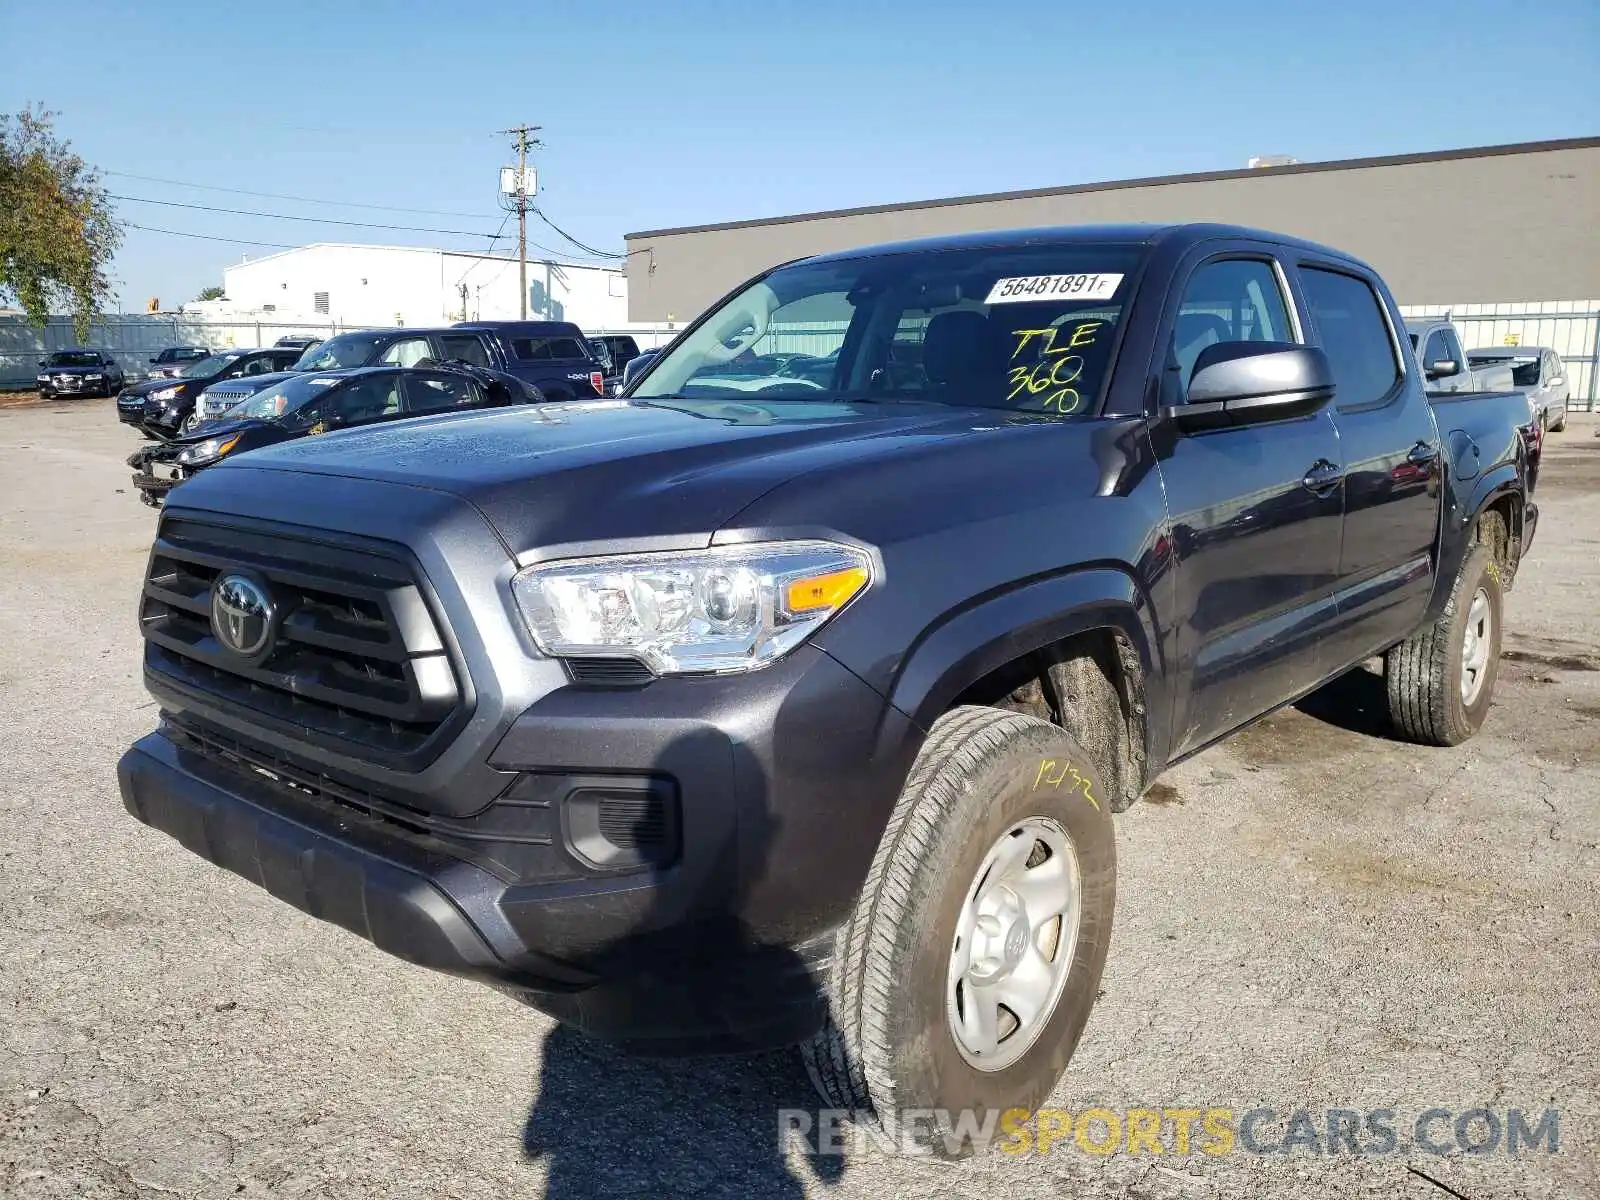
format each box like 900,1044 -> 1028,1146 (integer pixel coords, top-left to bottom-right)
1301,459 -> 1342,493
1407,441 -> 1440,467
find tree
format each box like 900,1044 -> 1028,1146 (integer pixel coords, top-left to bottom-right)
195,286 -> 225,302
0,106 -> 121,339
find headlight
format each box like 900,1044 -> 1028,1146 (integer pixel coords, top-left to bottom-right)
175,434 -> 239,465
511,540 -> 873,676
151,385 -> 181,401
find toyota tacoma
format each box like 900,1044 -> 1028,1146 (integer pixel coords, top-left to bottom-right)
118,224 -> 1537,1151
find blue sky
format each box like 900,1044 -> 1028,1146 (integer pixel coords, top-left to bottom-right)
3,0 -> 1596,309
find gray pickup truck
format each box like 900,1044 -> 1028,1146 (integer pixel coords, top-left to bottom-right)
1406,319 -> 1514,394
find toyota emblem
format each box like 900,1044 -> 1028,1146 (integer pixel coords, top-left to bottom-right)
211,574 -> 276,658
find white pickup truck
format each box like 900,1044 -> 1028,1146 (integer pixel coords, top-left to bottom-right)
1406,319 -> 1515,394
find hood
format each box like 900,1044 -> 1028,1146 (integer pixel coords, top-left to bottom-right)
207,397 -> 992,553
124,375 -> 199,398
39,363 -> 109,376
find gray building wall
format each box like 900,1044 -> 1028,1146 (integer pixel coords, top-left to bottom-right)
624,139 -> 1599,322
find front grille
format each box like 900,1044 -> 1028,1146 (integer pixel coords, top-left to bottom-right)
203,388 -> 254,415
140,516 -> 469,769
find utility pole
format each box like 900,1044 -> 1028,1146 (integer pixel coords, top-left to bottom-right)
458,281 -> 469,322
502,123 -> 541,320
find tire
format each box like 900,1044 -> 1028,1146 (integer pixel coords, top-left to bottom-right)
1550,412 -> 1566,433
1384,542 -> 1503,746
801,705 -> 1116,1158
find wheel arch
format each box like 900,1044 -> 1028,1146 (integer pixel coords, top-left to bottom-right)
884,566 -> 1165,809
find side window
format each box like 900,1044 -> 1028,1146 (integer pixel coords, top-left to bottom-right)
1298,267 -> 1402,408
327,374 -> 402,425
1170,258 -> 1293,391
435,334 -> 492,369
242,356 -> 274,376
403,372 -> 481,414
1421,330 -> 1450,369
379,338 -> 432,367
512,336 -> 589,361
1547,352 -> 1563,382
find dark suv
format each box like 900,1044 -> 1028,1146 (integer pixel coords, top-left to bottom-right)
36,349 -> 126,398
117,347 -> 303,436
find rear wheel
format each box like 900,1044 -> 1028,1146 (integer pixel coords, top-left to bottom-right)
1384,542 -> 1503,745
801,706 -> 1116,1157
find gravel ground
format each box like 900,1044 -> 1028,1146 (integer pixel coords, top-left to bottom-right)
2,399 -> 1596,1200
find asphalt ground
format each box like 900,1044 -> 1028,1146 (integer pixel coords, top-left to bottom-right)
2,398 -> 1596,1199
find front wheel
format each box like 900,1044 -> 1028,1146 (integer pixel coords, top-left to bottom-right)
801,706 -> 1116,1157
180,409 -> 203,434
1385,542 -> 1503,745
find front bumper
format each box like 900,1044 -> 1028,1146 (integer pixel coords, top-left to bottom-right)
40,377 -> 110,398
121,642 -> 920,1050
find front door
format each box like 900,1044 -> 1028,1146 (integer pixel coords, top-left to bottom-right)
1153,252 -> 1345,756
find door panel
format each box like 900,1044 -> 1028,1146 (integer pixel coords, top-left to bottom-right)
1160,413 -> 1344,753
1295,263 -> 1439,666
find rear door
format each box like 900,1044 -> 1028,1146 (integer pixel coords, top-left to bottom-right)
1152,243 -> 1346,755
400,370 -> 486,415
1291,260 -> 1440,667
433,332 -> 494,369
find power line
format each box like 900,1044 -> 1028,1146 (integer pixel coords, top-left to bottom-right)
109,194 -> 504,239
530,204 -> 625,259
104,170 -> 492,219
124,221 -> 296,249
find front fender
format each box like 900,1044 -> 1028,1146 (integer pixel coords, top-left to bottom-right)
881,566 -> 1164,745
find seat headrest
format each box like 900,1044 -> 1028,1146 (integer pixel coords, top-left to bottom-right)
924,310 -> 1000,386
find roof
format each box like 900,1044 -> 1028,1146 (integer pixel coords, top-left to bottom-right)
625,136 -> 1600,241
800,222 -> 1360,267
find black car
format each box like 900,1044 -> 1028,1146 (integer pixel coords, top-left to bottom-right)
127,362 -> 541,507
117,347 -> 303,437
145,346 -> 211,380
36,349 -> 126,399
273,335 -> 323,351
592,334 -> 642,376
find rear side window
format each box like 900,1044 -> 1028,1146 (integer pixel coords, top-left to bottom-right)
513,336 -> 588,361
403,372 -> 482,414
436,334 -> 492,368
1298,268 -> 1401,407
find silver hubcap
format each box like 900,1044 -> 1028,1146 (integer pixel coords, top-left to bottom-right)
946,817 -> 1080,1072
1461,587 -> 1493,705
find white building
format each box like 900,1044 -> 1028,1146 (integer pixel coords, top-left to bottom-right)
220,243 -> 630,330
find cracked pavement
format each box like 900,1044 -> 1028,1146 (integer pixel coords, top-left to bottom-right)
1,399 -> 1596,1198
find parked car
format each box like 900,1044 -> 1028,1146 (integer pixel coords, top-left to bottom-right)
117,347 -> 304,437
118,223 -> 1538,1153
586,338 -> 620,394
292,323 -> 605,402
617,346 -> 661,393
593,333 -> 643,377
192,373 -> 300,425
1467,345 -> 1570,432
145,346 -> 212,380
273,334 -> 323,351
451,320 -> 608,398
1405,320 -> 1514,394
35,349 -> 126,399
127,363 -> 542,507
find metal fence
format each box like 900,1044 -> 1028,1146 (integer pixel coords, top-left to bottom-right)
1397,303 -> 1600,410
0,315 -> 372,388
1,315 -> 694,389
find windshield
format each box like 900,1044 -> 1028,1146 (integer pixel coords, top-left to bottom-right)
43,351 -> 101,367
228,374 -> 343,423
631,244 -> 1146,414
175,353 -> 242,378
1468,352 -> 1540,387
293,332 -> 384,370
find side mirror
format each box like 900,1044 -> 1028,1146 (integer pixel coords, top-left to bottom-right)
1550,376 -> 1565,387
621,349 -> 660,390
1164,342 -> 1335,433
1426,358 -> 1459,379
